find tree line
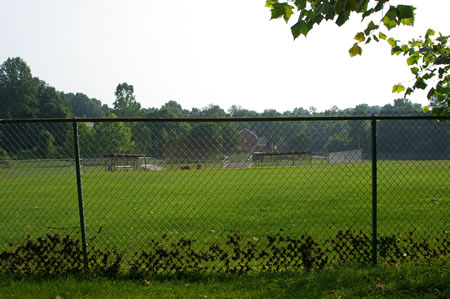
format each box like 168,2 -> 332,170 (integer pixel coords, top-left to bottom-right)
0,57 -> 447,161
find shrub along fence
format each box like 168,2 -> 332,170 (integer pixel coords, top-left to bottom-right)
0,115 -> 449,276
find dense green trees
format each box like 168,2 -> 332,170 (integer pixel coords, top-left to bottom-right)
0,57 -> 40,118
1,95 -> 446,160
36,82 -> 68,119
0,58 -> 71,158
1,57 -> 447,161
65,92 -> 105,118
0,58 -> 70,119
93,113 -> 135,155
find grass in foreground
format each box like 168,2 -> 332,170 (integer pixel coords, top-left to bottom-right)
1,262 -> 449,298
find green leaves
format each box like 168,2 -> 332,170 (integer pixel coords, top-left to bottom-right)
267,1 -> 416,34
387,29 -> 449,115
291,20 -> 311,39
364,21 -> 378,36
435,55 -> 450,65
407,52 -> 419,66
396,5 -> 415,19
382,7 -> 397,30
425,29 -> 435,38
294,0 -> 306,10
414,78 -> 428,90
266,1 -> 448,115
387,37 -> 397,47
349,43 -> 362,57
382,5 -> 415,30
397,5 -> 415,26
354,32 -> 365,42
392,84 -> 405,93
265,0 -> 275,8
270,2 -> 294,23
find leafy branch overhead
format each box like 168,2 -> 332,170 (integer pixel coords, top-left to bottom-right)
266,0 -> 449,116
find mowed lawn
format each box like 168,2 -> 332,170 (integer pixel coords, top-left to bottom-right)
0,160 -> 448,253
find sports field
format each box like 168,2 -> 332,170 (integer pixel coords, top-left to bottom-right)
0,160 -> 449,255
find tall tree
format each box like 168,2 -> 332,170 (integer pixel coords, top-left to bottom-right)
161,100 -> 188,116
266,1 -> 449,115
93,113 -> 135,156
0,57 -> 39,118
0,58 -> 70,158
228,105 -> 259,118
113,82 -> 141,117
65,92 -> 105,118
36,81 -> 70,148
200,104 -> 226,117
37,81 -> 68,119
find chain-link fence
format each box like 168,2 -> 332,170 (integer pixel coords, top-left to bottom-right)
0,116 -> 449,274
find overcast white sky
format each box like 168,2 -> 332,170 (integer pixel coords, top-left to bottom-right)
1,0 -> 448,113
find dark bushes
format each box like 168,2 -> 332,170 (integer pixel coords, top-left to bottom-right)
1,230 -> 448,277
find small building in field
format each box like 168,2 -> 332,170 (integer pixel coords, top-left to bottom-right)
104,153 -> 144,171
238,129 -> 266,152
327,149 -> 362,164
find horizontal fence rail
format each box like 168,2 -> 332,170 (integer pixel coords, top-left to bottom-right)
0,116 -> 449,275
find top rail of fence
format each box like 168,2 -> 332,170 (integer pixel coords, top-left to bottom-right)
1,115 -> 449,124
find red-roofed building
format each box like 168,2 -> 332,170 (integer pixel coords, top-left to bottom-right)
238,129 -> 266,152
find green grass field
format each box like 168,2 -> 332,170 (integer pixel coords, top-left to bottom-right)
1,160 -> 449,258
1,262 -> 449,298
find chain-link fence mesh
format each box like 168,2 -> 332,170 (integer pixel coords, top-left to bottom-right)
0,117 -> 448,273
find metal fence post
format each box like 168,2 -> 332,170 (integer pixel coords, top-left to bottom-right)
371,115 -> 378,265
72,121 -> 89,272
